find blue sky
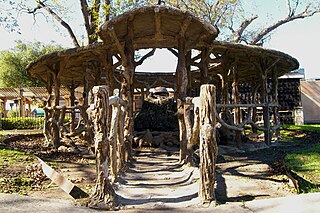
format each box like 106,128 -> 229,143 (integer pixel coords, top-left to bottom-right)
0,1 -> 319,79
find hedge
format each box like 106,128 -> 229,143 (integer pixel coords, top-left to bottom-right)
0,117 -> 44,130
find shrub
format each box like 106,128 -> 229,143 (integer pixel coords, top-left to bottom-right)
0,117 -> 44,130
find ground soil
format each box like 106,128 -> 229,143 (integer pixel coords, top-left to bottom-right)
1,130 -> 319,209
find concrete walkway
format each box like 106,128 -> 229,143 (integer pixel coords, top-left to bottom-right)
1,192 -> 319,212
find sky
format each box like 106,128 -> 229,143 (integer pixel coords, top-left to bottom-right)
0,0 -> 319,79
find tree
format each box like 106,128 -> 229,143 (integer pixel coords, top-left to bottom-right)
0,40 -> 63,87
4,0 -> 144,47
226,0 -> 320,45
2,1 -> 319,48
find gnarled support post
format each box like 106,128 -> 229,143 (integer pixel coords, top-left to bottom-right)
199,84 -> 218,204
190,97 -> 200,146
232,63 -> 241,148
272,66 -> 280,142
48,63 -> 61,149
121,49 -> 135,162
44,73 -> 53,145
87,86 -> 116,209
108,96 -> 126,182
184,97 -> 193,165
117,105 -> 126,172
69,81 -> 77,135
251,83 -> 260,133
176,37 -> 188,162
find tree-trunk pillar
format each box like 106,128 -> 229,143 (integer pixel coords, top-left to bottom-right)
69,81 -> 76,134
251,83 -> 260,133
109,98 -> 119,183
200,48 -> 210,85
232,64 -> 241,147
184,97 -> 193,165
52,71 -> 61,148
260,71 -> 271,145
87,86 -> 116,209
175,37 -> 188,162
199,84 -> 218,204
272,67 -> 280,142
44,74 -> 53,145
117,105 -> 126,172
121,32 -> 135,163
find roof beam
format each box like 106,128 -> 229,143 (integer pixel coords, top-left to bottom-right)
179,16 -> 192,38
108,26 -> 125,59
154,7 -> 163,40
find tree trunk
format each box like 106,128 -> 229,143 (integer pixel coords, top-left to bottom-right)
260,70 -> 271,145
199,84 -> 218,204
43,74 -> 53,145
109,98 -> 119,183
87,86 -> 116,209
69,82 -> 76,134
117,105 -> 126,172
184,97 -> 194,165
122,51 -> 134,162
251,83 -> 260,133
176,37 -> 188,162
272,67 -> 280,142
190,97 -> 200,146
52,72 -> 61,148
232,65 -> 241,148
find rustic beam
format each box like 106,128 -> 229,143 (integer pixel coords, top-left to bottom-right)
199,84 -> 218,204
154,7 -> 163,40
108,26 -> 126,62
179,16 -> 192,38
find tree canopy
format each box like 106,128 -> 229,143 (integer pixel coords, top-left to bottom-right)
0,41 -> 63,87
0,0 -> 319,47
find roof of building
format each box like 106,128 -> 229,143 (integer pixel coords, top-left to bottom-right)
0,87 -> 81,100
26,6 -> 299,88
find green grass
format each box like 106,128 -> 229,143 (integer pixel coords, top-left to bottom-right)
281,124 -> 320,132
0,146 -> 35,166
285,144 -> 320,193
0,143 -> 40,195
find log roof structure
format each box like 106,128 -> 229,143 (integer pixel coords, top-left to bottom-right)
26,41 -> 299,88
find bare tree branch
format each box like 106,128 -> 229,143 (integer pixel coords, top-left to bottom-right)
135,48 -> 156,66
167,48 -> 178,57
250,2 -> 320,45
32,1 -> 80,47
233,15 -> 258,43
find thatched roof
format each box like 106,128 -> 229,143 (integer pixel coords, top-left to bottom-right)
99,5 -> 219,50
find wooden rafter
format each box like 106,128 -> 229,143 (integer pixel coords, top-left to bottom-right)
179,16 -> 192,38
154,7 -> 163,40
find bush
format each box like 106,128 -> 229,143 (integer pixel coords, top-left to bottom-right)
7,110 -> 18,118
0,117 -> 44,130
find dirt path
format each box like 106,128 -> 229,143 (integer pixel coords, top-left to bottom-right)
113,147 -> 292,210
116,148 -> 201,210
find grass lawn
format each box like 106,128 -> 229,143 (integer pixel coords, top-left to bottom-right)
280,124 -> 320,193
0,138 -> 46,195
281,124 -> 320,132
